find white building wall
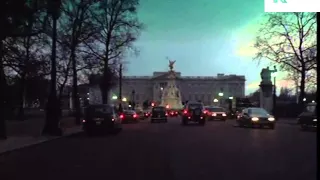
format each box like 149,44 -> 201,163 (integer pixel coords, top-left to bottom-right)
109,73 -> 245,106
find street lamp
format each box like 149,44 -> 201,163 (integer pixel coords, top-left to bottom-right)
213,99 -> 219,103
122,97 -> 127,102
271,66 -> 277,116
112,95 -> 117,100
228,96 -> 233,100
218,92 -> 223,97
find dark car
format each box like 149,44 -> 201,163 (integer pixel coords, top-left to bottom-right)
168,109 -> 179,117
297,103 -> 317,130
151,106 -> 168,123
205,106 -> 227,121
181,102 -> 205,125
120,110 -> 139,123
143,110 -> 151,119
236,107 -> 276,129
82,104 -> 122,135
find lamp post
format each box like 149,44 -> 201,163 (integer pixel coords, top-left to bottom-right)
271,66 -> 277,116
118,63 -> 123,112
218,92 -> 223,106
131,90 -> 135,110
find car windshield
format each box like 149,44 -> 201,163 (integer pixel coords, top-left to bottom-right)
153,107 -> 165,112
248,108 -> 269,116
188,103 -> 203,109
207,107 -> 224,112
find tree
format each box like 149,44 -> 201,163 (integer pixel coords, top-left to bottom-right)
254,13 -> 316,105
89,0 -> 143,104
60,0 -> 100,125
42,0 -> 63,136
0,0 -> 49,139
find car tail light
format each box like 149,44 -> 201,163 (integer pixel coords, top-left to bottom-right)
120,114 -> 124,119
133,114 -> 137,118
203,110 -> 208,114
183,110 -> 188,114
212,113 -> 217,116
82,119 -> 86,123
222,113 -> 227,116
175,112 -> 178,114
165,113 -> 168,116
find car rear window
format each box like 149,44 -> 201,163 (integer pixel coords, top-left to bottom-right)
92,106 -> 113,114
188,103 -> 203,109
124,110 -> 135,114
207,107 -> 224,112
153,107 -> 165,111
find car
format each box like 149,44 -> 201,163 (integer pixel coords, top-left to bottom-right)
168,109 -> 179,117
236,107 -> 276,129
143,110 -> 151,119
204,106 -> 227,121
82,104 -> 122,135
120,110 -> 139,123
181,102 -> 206,125
297,102 -> 317,130
150,106 -> 168,123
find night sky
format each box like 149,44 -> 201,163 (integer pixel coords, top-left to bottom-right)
124,0 -> 291,95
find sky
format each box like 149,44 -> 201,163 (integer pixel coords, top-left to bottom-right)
124,0 -> 292,95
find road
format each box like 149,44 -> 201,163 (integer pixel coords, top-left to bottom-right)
0,118 -> 316,180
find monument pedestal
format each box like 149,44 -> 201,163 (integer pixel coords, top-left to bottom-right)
160,70 -> 183,109
259,83 -> 273,114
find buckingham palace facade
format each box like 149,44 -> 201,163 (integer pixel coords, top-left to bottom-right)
109,71 -> 245,107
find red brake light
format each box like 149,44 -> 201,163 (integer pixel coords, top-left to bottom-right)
183,110 -> 188,114
165,113 -> 168,116
82,119 -> 86,123
120,114 -> 124,119
203,110 -> 208,114
133,114 -> 137,118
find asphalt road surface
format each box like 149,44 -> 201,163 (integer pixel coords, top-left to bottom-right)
0,118 -> 316,180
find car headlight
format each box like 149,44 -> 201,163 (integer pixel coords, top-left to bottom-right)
212,113 -> 217,116
251,117 -> 259,121
268,117 -> 275,121
222,113 -> 226,116
313,119 -> 317,122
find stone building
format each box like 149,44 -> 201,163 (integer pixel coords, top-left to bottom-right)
109,71 -> 245,107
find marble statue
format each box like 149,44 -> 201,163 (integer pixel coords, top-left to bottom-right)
260,66 -> 277,84
169,59 -> 176,71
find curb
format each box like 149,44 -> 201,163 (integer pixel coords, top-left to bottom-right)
0,128 -> 83,156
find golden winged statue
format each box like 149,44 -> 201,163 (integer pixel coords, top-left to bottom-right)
168,59 -> 176,71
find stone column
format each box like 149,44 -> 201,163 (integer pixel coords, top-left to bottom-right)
259,82 -> 273,114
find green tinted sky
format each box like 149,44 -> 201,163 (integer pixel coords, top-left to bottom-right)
125,0 -> 286,94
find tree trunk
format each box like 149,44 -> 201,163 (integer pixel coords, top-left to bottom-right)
298,67 -> 306,107
71,46 -> 81,125
42,17 -> 62,136
100,65 -> 109,105
0,39 -> 7,139
17,74 -> 26,121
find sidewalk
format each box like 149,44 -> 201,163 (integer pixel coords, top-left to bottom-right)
0,126 -> 82,154
0,117 -> 83,155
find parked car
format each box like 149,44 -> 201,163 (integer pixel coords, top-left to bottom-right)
82,104 -> 122,135
236,107 -> 275,129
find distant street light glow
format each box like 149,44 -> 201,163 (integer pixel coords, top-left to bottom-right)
213,99 -> 219,102
112,95 -> 117,100
122,97 -> 127,102
229,96 -> 233,100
